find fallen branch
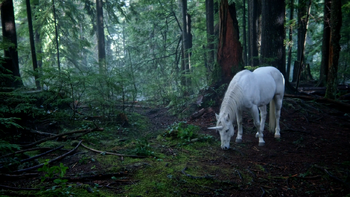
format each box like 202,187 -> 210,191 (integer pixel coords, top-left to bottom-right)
0,173 -> 38,179
181,167 -> 213,179
81,143 -> 145,158
0,184 -> 39,191
29,129 -> 56,136
13,140 -> 82,173
21,128 -> 103,148
314,165 -> 350,188
285,94 -> 350,112
20,145 -> 64,163
260,187 -> 266,197
0,147 -> 53,159
60,172 -> 128,181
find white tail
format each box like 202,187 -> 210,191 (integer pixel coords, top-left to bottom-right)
269,99 -> 276,133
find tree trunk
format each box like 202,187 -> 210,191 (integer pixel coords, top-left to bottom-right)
206,0 -> 214,71
96,0 -> 106,74
260,0 -> 285,74
286,0 -> 294,83
325,0 -> 342,99
180,0 -> 192,87
0,0 -> 22,88
318,0 -> 331,86
52,0 -> 60,70
293,0 -> 309,83
295,0 -> 311,91
26,0 -> 40,89
217,0 -> 243,84
242,0 -> 247,66
248,0 -> 260,67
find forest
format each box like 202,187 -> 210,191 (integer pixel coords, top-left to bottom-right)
0,0 -> 350,196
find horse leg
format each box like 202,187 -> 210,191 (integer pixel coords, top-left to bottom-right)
273,95 -> 283,138
235,111 -> 243,143
252,105 -> 265,146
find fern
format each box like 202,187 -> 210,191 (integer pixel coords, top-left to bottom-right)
0,139 -> 20,152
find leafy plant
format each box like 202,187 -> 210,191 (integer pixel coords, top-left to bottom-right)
38,160 -> 68,185
165,122 -> 199,142
133,138 -> 154,156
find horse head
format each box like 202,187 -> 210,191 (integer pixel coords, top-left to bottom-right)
208,113 -> 235,150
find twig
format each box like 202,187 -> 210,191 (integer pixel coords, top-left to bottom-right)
13,140 -> 82,173
236,169 -> 243,180
20,145 -> 64,163
29,129 -> 56,136
181,167 -> 213,179
21,128 -> 103,148
314,165 -> 350,188
81,143 -> 146,158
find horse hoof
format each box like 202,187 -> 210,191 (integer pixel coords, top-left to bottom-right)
258,142 -> 265,146
274,134 -> 280,139
235,139 -> 242,143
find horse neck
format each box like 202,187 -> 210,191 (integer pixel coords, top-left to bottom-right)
220,85 -> 242,121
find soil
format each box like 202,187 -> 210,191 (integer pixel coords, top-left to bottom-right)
1,97 -> 350,196
186,97 -> 350,196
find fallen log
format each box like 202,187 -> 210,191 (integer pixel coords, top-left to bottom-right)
284,94 -> 350,113
20,145 -> 64,163
21,128 -> 103,148
13,140 -> 82,173
81,143 -> 145,158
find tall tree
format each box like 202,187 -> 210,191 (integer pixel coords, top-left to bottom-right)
26,0 -> 40,89
179,0 -> 192,87
0,0 -> 22,88
286,0 -> 294,83
96,0 -> 106,74
217,0 -> 243,84
318,0 -> 331,86
206,0 -> 214,71
242,0 -> 247,66
292,0 -> 308,82
248,0 -> 260,67
260,0 -> 285,74
52,0 -> 60,70
325,0 -> 342,99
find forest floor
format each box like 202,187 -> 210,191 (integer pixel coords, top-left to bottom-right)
1,96 -> 350,196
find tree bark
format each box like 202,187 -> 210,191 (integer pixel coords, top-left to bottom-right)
318,0 -> 331,86
180,0 -> 192,87
0,0 -> 22,88
248,0 -> 260,67
242,0 -> 247,66
260,0 -> 285,74
286,0 -> 294,83
96,0 -> 106,74
206,0 -> 214,71
52,0 -> 60,70
217,0 -> 243,84
325,0 -> 342,99
26,0 -> 40,89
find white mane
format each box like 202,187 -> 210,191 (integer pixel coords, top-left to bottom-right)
219,70 -> 249,119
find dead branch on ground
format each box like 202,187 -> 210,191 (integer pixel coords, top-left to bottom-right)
13,140 -> 82,173
20,146 -> 64,163
0,147 -> 54,159
59,172 -> 128,181
21,128 -> 103,148
285,94 -> 350,113
81,143 -> 145,158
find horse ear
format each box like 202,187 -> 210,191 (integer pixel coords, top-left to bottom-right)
226,114 -> 230,121
215,113 -> 219,120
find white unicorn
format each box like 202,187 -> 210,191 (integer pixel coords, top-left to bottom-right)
208,66 -> 285,149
